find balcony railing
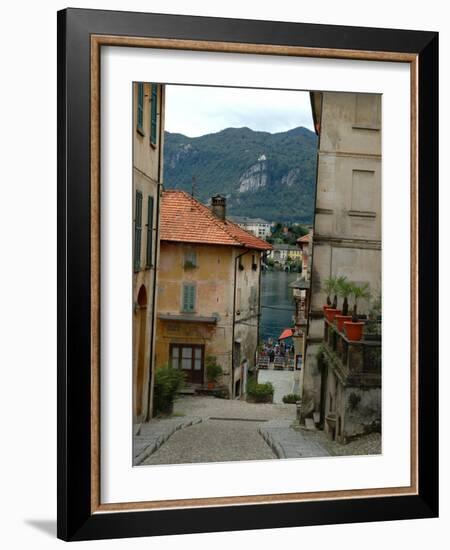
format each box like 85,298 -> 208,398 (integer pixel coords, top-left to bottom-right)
322,318 -> 381,387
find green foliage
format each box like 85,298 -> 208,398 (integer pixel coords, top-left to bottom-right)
247,378 -> 274,402
205,356 -> 223,382
282,393 -> 301,404
349,282 -> 371,318
163,126 -> 318,224
336,276 -> 352,298
336,276 -> 352,315
153,365 -> 185,415
322,276 -> 338,296
270,223 -> 309,245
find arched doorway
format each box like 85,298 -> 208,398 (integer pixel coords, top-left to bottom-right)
135,285 -> 147,418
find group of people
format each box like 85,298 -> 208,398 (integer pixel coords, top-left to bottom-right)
260,339 -> 294,363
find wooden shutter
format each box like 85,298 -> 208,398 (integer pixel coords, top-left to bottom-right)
146,196 -> 154,268
182,284 -> 196,312
150,85 -> 158,145
137,83 -> 144,131
134,191 -> 143,272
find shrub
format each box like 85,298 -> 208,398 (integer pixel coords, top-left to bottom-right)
282,393 -> 301,404
205,356 -> 223,382
153,365 -> 185,415
247,378 -> 274,403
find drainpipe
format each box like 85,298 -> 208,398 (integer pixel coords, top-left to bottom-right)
231,248 -> 251,399
146,84 -> 165,421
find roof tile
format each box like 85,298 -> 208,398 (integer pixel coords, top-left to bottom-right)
160,190 -> 272,251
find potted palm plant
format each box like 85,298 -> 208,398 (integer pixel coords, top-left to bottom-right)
344,283 -> 371,341
334,276 -> 353,332
322,277 -> 341,320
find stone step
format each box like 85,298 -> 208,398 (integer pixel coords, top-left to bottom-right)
305,418 -> 317,431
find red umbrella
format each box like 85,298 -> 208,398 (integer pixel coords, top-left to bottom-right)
278,328 -> 293,340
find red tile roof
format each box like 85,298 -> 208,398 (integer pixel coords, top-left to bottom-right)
160,190 -> 272,251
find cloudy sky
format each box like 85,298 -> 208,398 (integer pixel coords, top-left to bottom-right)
164,85 -> 314,137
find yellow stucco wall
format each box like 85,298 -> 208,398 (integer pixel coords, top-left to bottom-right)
155,242 -> 263,396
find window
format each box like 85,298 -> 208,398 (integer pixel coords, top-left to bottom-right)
170,344 -> 204,384
134,191 -> 143,272
251,254 -> 258,270
150,84 -> 158,146
137,83 -> 144,132
184,250 -> 197,269
182,283 -> 196,312
145,196 -> 154,268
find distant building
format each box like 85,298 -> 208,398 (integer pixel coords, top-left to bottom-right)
297,232 -> 312,275
228,216 -> 272,239
267,244 -> 301,265
133,82 -> 165,422
301,91 -> 381,442
155,192 -> 272,398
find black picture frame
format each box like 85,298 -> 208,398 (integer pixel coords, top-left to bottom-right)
57,8 -> 438,541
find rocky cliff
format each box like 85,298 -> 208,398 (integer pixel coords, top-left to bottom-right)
163,126 -> 317,224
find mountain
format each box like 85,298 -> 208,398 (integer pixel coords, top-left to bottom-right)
163,126 -> 317,224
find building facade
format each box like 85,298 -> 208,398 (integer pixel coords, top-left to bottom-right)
228,216 -> 272,239
267,244 -> 302,266
155,191 -> 272,398
133,82 -> 165,422
301,91 -> 382,442
290,231 -> 313,392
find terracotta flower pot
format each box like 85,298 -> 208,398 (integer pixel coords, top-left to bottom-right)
207,381 -> 215,389
325,308 -> 341,322
343,321 -> 365,341
323,305 -> 332,313
335,315 -> 352,332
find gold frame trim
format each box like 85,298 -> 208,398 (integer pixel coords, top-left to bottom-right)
90,35 -> 419,514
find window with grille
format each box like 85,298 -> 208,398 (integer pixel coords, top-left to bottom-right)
184,250 -> 197,269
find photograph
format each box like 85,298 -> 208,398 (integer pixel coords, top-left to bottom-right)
132,83 -> 382,466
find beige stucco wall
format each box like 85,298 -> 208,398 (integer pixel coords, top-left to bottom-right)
132,82 -> 165,422
302,91 -> 382,421
233,250 -> 262,396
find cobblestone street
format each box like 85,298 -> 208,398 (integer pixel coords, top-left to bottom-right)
135,395 -> 380,466
144,418 -> 276,464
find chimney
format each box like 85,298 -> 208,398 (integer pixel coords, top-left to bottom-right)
211,194 -> 226,220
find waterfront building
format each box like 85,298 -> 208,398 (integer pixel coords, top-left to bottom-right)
267,244 -> 301,266
155,191 -> 272,398
228,216 -> 272,239
133,82 -> 165,422
301,92 -> 382,442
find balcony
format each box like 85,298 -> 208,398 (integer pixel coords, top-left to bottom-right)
322,318 -> 381,387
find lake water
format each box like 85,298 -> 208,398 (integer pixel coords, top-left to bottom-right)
260,271 -> 297,343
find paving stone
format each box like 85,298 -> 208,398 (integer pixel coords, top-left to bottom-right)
143,418 -> 276,465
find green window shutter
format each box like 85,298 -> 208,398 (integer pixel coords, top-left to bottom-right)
134,191 -> 143,272
182,284 -> 196,312
146,196 -> 154,268
150,84 -> 158,145
137,83 -> 144,131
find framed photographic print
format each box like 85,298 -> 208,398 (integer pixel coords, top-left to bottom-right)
57,8 -> 439,541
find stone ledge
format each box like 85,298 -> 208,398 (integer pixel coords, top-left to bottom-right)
134,416 -> 204,465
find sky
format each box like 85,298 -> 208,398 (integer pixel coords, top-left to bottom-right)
164,85 -> 314,137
